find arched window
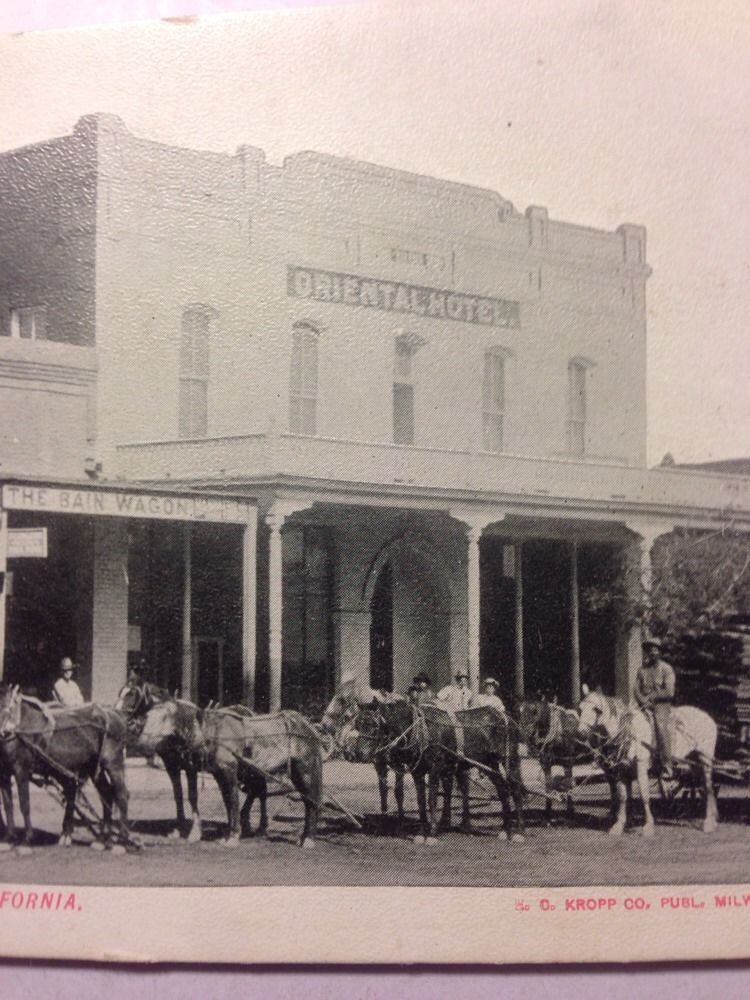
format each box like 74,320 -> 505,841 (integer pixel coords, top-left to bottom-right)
567,356 -> 595,456
482,347 -> 510,453
290,323 -> 319,435
178,305 -> 213,439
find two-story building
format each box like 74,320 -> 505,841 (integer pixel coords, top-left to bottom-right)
2,113 -> 748,713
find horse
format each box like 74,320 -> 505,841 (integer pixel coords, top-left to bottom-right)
369,699 -> 525,844
321,684 -> 405,823
577,689 -> 718,837
0,683 -> 131,849
116,682 -> 206,842
517,699 -> 594,824
118,686 -> 268,842
201,708 -> 322,848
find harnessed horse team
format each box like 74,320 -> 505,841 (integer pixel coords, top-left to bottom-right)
0,665 -> 721,852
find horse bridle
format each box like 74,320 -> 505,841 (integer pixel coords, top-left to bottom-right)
0,686 -> 22,738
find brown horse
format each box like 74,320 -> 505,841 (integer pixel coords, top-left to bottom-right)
118,686 -> 268,842
201,708 -> 322,848
0,684 -> 131,849
370,700 -> 525,844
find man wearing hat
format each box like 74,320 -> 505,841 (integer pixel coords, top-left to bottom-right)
437,669 -> 472,712
634,637 -> 676,778
51,657 -> 84,708
472,677 -> 506,711
409,672 -> 435,706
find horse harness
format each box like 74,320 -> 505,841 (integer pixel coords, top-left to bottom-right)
2,694 -> 112,786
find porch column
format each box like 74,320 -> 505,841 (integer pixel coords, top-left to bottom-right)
181,524 -> 193,700
266,510 -> 284,713
450,508 -> 504,696
617,521 -> 670,699
241,508 -> 258,708
514,541 -> 524,699
466,523 -> 482,694
569,540 -> 581,704
0,509 -> 7,680
266,498 -> 312,713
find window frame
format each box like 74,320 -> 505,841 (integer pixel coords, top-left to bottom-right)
9,305 -> 46,341
566,356 -> 594,457
481,348 -> 508,453
289,322 -> 319,436
393,333 -> 423,446
178,304 -> 214,440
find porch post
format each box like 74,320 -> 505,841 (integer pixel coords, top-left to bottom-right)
241,508 -> 257,708
0,508 -> 7,681
267,510 -> 284,713
449,508 -> 504,697
466,523 -> 482,694
618,521 -> 670,700
181,524 -> 193,700
514,541 -> 524,699
265,498 -> 312,713
569,539 -> 581,705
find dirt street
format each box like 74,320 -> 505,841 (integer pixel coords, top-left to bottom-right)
0,758 -> 747,887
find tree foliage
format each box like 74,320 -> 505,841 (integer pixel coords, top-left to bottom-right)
580,528 -> 750,638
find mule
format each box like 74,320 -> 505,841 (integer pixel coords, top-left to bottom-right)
201,708 -> 322,848
371,700 -> 525,844
577,689 -> 718,837
0,683 -> 131,849
517,699 -> 596,825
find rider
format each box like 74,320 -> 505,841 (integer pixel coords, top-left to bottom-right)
472,677 -> 506,711
51,657 -> 84,708
634,637 -> 676,779
437,670 -> 472,711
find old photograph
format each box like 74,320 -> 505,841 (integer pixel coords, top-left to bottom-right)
0,0 -> 748,965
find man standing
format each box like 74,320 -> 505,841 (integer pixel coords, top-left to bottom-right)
634,637 -> 676,778
437,670 -> 472,712
51,657 -> 85,708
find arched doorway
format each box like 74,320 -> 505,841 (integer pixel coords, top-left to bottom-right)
364,534 -> 452,694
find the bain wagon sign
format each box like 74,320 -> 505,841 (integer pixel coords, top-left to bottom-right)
1,484 -> 253,525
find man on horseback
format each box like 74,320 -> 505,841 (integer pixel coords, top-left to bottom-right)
635,637 -> 676,779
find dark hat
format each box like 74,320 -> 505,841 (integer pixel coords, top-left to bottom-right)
642,636 -> 662,651
412,672 -> 431,687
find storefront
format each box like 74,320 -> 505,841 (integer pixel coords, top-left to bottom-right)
0,478 -> 257,705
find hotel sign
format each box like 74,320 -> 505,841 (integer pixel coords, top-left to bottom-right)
288,265 -> 520,329
1,485 -> 254,525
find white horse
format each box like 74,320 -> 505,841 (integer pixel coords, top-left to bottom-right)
577,690 -> 718,837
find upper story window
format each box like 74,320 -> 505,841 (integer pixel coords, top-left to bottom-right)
393,333 -> 424,446
9,306 -> 46,340
178,305 -> 213,439
290,323 -> 319,435
482,349 -> 507,453
567,357 -> 594,456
